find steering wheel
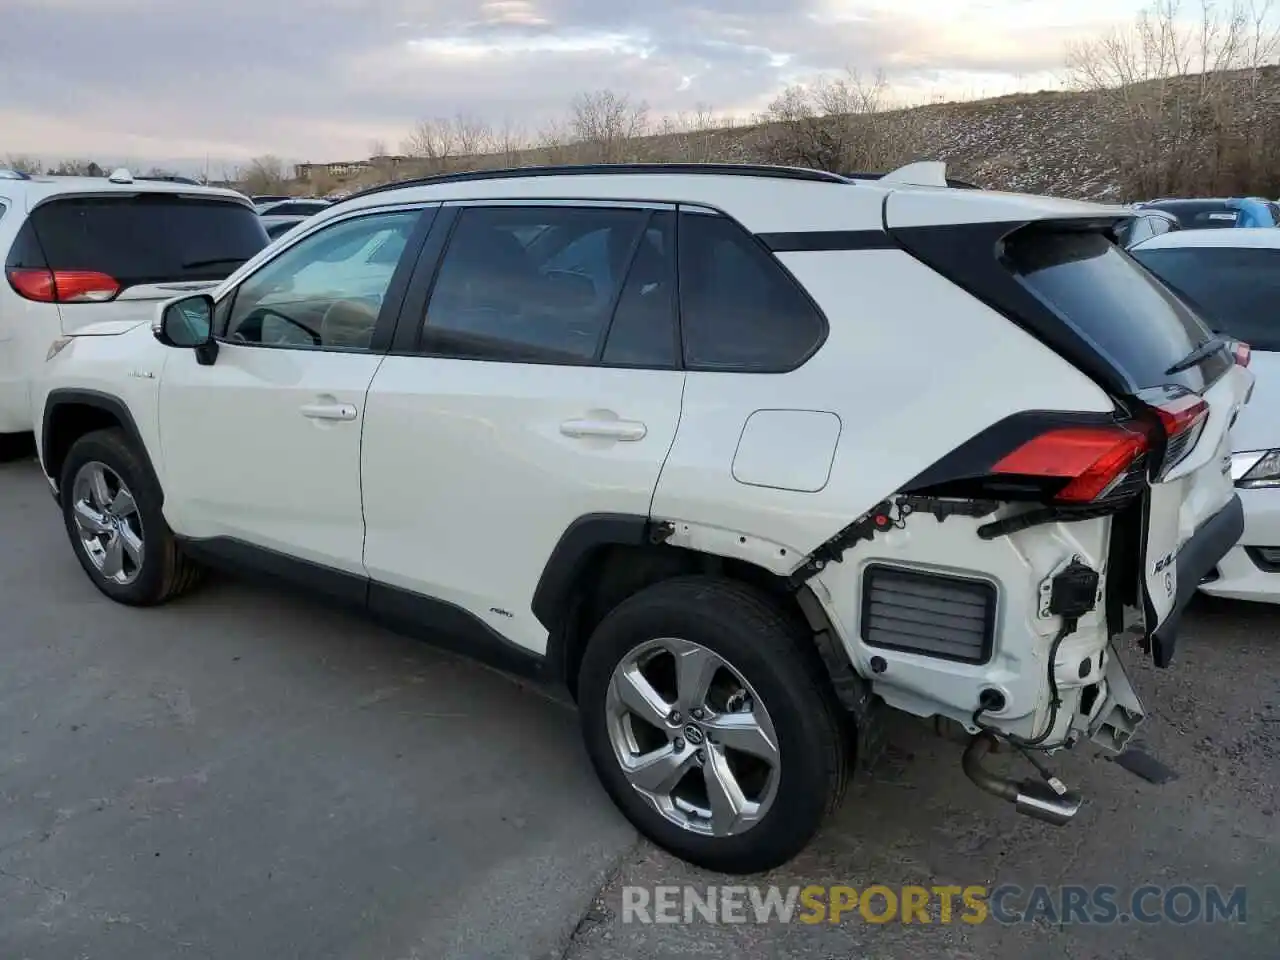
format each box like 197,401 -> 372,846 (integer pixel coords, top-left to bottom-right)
233,307 -> 321,347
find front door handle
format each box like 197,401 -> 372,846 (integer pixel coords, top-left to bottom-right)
559,418 -> 647,441
300,402 -> 358,422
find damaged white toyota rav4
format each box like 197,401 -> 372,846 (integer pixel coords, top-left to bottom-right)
32,163 -> 1251,873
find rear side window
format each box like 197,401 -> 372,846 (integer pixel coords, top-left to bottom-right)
21,194 -> 269,290
1004,228 -> 1230,392
677,211 -> 826,372
1131,246 -> 1280,351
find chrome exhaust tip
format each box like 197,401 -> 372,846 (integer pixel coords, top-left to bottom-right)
962,732 -> 1083,826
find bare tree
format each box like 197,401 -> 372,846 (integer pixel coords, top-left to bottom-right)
401,118 -> 458,173
451,114 -> 493,158
48,158 -> 100,176
495,117 -> 527,166
569,90 -> 649,162
1066,0 -> 1280,197
243,155 -> 288,195
532,119 -> 574,164
3,154 -> 42,174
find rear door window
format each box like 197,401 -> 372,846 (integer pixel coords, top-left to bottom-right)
23,194 -> 269,290
420,204 -> 664,364
1130,246 -> 1280,351
1004,227 -> 1231,392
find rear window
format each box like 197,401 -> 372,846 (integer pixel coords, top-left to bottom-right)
1004,228 -> 1229,392
1147,201 -> 1243,229
1131,246 -> 1280,351
19,194 -> 268,289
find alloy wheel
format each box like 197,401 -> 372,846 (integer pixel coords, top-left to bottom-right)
70,460 -> 145,585
605,637 -> 780,837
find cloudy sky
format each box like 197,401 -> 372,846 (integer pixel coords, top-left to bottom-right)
2,0 -> 1153,171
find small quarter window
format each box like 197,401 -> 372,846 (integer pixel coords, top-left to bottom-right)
677,211 -> 826,372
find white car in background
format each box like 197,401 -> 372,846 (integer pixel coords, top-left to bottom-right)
0,167 -> 268,454
1130,228 -> 1280,603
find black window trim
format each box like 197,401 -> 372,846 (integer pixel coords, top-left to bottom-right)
392,198 -> 686,371
211,201 -> 439,356
385,196 -> 830,374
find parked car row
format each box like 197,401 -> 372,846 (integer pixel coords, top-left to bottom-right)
255,196 -> 332,239
1117,195 -> 1280,247
0,160 -> 1269,876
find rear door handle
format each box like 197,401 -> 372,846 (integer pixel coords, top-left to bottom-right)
300,402 -> 358,422
559,418 -> 647,441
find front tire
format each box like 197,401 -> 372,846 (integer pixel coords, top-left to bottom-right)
577,576 -> 848,874
59,428 -> 203,605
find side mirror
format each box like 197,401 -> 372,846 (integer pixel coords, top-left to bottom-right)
153,294 -> 219,365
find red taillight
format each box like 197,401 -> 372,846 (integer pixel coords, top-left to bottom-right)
7,267 -> 57,302
1152,391 -> 1209,439
993,425 -> 1149,503
6,267 -> 119,303
1142,388 -> 1209,477
1233,341 -> 1251,367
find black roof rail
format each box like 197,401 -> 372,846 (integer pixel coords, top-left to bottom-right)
341,162 -> 851,202
841,170 -> 981,190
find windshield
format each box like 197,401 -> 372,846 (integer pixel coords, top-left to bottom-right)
1004,227 -> 1230,391
1130,245 -> 1280,351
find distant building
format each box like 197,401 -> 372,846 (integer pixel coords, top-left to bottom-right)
295,155 -> 410,182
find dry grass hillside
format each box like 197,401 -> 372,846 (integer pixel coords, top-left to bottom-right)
275,64 -> 1280,204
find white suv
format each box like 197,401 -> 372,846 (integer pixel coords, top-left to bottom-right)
31,163 -> 1252,873
0,167 -> 268,453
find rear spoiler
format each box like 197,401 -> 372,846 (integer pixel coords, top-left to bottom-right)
842,162 -> 980,190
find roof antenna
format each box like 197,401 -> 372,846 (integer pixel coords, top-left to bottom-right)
107,167 -> 135,184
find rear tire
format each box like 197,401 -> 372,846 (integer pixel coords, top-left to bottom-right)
577,575 -> 848,874
60,428 -> 204,605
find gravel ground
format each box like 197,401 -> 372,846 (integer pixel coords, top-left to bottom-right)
0,455 -> 1275,959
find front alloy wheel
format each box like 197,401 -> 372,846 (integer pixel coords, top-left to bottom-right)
606,637 -> 780,837
70,460 -> 145,585
59,427 -> 204,606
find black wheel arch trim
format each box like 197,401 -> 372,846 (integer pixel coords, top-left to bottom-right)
41,389 -> 160,504
531,512 -> 654,635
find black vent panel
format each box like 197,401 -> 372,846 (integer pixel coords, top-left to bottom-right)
860,565 -> 996,664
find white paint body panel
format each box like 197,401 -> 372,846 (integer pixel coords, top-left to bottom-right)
731,409 -> 841,493
361,358 -> 685,653
157,342 -> 381,575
